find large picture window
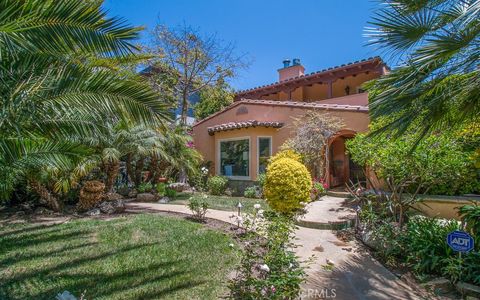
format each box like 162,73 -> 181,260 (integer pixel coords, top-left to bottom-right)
258,137 -> 272,174
219,138 -> 249,177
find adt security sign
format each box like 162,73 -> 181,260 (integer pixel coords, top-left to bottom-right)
447,230 -> 474,253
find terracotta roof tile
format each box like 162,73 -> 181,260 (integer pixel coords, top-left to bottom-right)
207,120 -> 284,135
236,56 -> 384,95
240,99 -> 369,111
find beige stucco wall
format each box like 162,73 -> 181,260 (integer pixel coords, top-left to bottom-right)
260,72 -> 378,101
192,103 -> 370,181
413,197 -> 479,220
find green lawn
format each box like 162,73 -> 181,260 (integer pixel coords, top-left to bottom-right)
171,193 -> 268,214
0,214 -> 238,300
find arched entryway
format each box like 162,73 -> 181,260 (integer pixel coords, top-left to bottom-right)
326,130 -> 365,188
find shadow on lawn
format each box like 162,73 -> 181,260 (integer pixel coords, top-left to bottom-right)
31,260 -> 205,299
0,221 -> 208,300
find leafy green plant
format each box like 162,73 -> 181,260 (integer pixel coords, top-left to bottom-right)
229,212 -> 307,299
155,183 -> 166,196
137,182 -> 153,193
243,186 -> 258,199
165,188 -> 177,198
311,180 -> 326,200
188,195 -> 209,221
207,176 -> 228,195
458,204 -> 480,237
256,173 -> 266,188
441,256 -> 464,284
401,216 -> 460,275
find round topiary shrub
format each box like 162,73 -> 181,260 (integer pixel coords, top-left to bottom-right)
269,149 -> 302,164
264,151 -> 312,214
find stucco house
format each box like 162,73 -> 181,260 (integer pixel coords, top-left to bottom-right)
192,57 -> 388,190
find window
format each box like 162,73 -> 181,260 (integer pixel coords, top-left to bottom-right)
219,138 -> 249,177
258,137 -> 272,174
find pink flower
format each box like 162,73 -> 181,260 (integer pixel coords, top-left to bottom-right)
271,285 -> 276,293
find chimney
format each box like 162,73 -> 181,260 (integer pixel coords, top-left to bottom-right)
278,58 -> 305,82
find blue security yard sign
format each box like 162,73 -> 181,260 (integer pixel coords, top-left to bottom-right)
447,230 -> 474,253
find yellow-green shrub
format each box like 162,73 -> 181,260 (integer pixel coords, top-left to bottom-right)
264,152 -> 312,214
269,149 -> 302,164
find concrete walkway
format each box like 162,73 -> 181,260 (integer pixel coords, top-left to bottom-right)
298,196 -> 357,229
125,201 -> 427,300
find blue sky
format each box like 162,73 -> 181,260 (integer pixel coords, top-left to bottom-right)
103,0 -> 383,91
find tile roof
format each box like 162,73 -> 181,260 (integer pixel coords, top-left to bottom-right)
235,56 -> 384,96
207,120 -> 284,135
240,99 -> 369,111
193,99 -> 368,127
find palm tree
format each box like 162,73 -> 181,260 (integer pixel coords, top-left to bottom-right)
365,0 -> 480,138
89,121 -> 169,192
0,0 -> 171,205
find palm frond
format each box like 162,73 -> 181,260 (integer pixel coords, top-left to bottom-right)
0,0 -> 140,58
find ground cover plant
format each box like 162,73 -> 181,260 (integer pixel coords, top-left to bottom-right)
0,214 -> 239,300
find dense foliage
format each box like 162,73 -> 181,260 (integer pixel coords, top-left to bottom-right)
347,120 -> 480,196
0,0 -> 201,210
366,0 -> 480,138
264,151 -> 312,214
356,186 -> 480,285
194,83 -> 234,120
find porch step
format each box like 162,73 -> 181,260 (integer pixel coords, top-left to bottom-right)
326,190 -> 351,198
296,218 -> 355,230
297,196 -> 356,230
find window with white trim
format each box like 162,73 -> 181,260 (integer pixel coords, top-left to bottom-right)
219,139 -> 249,177
258,137 -> 272,174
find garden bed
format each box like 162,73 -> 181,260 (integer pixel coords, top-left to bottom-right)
168,193 -> 268,214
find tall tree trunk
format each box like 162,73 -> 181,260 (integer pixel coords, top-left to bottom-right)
150,155 -> 160,184
180,91 -> 189,125
105,161 -> 120,192
29,180 -> 63,212
135,156 -> 145,186
126,153 -> 134,184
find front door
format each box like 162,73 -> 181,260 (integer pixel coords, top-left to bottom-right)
348,155 -> 365,185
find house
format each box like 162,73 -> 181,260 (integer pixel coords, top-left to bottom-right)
192,57 -> 388,191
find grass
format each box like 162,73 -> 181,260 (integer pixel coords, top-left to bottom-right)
170,193 -> 268,214
0,214 -> 239,300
